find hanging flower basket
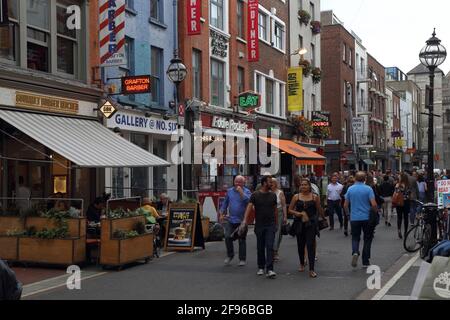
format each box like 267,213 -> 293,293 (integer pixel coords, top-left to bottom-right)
298,10 -> 311,26
311,21 -> 321,34
289,115 -> 313,138
311,67 -> 321,84
299,59 -> 312,77
313,126 -> 330,139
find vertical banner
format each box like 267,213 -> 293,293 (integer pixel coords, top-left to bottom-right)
0,0 -> 9,26
287,67 -> 303,112
99,0 -> 126,67
247,0 -> 259,62
187,0 -> 201,35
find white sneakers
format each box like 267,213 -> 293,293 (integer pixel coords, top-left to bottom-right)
239,260 -> 247,267
351,253 -> 359,268
224,257 -> 233,266
266,270 -> 277,279
257,269 -> 264,276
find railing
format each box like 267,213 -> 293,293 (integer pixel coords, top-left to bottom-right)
0,197 -> 84,217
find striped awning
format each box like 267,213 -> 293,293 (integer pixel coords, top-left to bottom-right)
0,109 -> 170,168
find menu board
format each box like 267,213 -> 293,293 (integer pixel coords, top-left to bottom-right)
165,204 -> 198,251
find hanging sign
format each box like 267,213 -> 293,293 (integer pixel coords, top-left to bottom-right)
287,67 -> 303,112
247,0 -> 259,62
99,100 -> 118,119
99,0 -> 126,67
312,112 -> 331,127
238,91 -> 260,111
187,0 -> 201,35
121,75 -> 151,95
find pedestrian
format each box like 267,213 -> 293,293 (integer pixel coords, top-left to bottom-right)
379,175 -> 395,226
289,179 -> 325,278
327,173 -> 344,230
342,175 -> 355,236
220,176 -> 252,267
242,176 -> 277,278
417,174 -> 427,212
344,172 -> 378,268
271,178 -> 287,262
0,259 -> 22,300
407,170 -> 420,225
394,173 -> 411,239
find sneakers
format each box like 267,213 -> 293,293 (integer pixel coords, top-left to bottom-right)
362,263 -> 370,268
239,260 -> 246,267
344,230 -> 349,237
351,253 -> 359,268
224,257 -> 234,266
266,270 -> 277,279
257,269 -> 264,276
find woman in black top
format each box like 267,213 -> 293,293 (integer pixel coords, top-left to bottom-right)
289,179 -> 325,278
395,173 -> 411,239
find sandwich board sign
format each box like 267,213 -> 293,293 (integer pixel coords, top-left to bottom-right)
437,180 -> 450,208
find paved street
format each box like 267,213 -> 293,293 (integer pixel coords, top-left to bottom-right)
24,220 -> 418,300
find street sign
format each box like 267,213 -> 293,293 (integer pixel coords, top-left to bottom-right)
99,100 -> 118,119
178,104 -> 185,126
324,140 -> 340,145
352,117 -> 364,134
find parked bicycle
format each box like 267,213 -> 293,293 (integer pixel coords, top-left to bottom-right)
403,201 -> 440,259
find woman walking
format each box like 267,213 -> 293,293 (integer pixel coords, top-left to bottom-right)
289,179 -> 325,278
394,173 -> 411,239
417,174 -> 427,213
272,178 -> 287,262
342,176 -> 355,236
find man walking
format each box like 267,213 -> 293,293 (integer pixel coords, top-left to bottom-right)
327,173 -> 344,230
242,176 -> 277,278
344,172 -> 378,268
220,176 -> 252,266
379,175 -> 395,226
407,170 -> 420,224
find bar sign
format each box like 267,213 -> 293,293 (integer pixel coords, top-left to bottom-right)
187,0 -> 201,35
247,0 -> 259,62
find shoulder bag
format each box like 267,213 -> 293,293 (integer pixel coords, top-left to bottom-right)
392,190 -> 405,207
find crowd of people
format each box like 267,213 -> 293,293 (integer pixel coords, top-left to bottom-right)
219,168 -> 445,279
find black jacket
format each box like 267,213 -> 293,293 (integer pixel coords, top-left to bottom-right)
379,181 -> 395,198
0,259 -> 22,300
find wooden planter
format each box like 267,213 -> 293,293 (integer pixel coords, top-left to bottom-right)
0,216 -> 24,235
100,216 -> 153,267
201,217 -> 210,240
25,217 -> 86,238
0,236 -> 19,261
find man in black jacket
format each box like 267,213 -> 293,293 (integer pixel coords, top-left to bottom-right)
379,175 -> 395,226
0,259 -> 22,300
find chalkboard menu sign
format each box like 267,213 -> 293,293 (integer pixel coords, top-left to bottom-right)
164,203 -> 199,252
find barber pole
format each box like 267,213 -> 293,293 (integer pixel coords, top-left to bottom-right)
187,0 -> 201,35
99,0 -> 126,67
247,0 -> 259,62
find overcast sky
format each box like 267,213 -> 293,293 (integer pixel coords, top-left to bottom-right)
321,0 -> 450,75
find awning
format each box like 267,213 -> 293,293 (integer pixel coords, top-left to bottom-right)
0,110 -> 169,168
363,159 -> 375,165
260,137 -> 326,166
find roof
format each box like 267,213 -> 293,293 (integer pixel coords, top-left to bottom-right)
407,63 -> 444,75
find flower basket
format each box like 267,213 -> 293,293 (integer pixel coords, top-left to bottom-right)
312,67 -> 321,84
299,59 -> 312,77
311,21 -> 321,34
289,115 -> 313,138
313,126 -> 330,139
298,10 -> 311,25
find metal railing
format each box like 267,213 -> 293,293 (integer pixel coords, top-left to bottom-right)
0,197 -> 84,217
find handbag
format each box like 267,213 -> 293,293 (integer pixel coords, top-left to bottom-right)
281,222 -> 291,236
318,217 -> 329,231
392,192 -> 404,207
289,219 -> 303,237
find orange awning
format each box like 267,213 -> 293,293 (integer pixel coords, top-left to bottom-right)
260,137 -> 326,166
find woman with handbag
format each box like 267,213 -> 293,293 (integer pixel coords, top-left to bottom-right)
288,179 -> 325,278
393,173 -> 410,239
271,178 -> 287,262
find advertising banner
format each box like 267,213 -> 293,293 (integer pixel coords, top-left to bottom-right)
187,0 -> 201,35
287,67 -> 303,112
247,0 -> 259,62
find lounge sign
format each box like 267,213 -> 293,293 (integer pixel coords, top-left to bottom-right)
312,111 -> 331,127
15,91 -> 79,114
121,75 -> 151,95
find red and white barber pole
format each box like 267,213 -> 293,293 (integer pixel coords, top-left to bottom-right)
247,0 -> 259,62
187,0 -> 201,35
99,0 -> 126,67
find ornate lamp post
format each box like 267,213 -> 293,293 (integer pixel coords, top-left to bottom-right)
419,29 -> 447,202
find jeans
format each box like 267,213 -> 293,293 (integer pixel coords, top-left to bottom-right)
418,192 -> 426,213
382,196 -> 393,223
255,224 -> 276,272
409,200 -> 418,224
273,208 -> 284,252
296,224 -> 317,271
396,200 -> 411,236
224,221 -> 246,261
351,220 -> 374,265
328,200 -> 343,228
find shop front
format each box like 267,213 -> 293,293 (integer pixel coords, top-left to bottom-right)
105,108 -> 178,200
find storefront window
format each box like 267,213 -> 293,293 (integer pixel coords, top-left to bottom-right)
131,134 -> 149,198
211,59 -> 225,107
0,0 -> 19,63
153,140 -> 167,196
57,3 -> 77,75
112,168 -> 124,198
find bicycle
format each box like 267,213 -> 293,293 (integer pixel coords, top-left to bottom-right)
403,201 -> 439,259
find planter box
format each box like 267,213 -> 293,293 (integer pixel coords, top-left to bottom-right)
18,237 -> 85,265
202,218 -> 210,240
0,236 -> 19,260
100,216 -> 153,266
0,217 -> 24,235
25,217 -> 86,238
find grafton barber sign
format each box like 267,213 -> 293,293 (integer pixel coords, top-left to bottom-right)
121,75 -> 151,95
187,0 -> 201,35
247,0 -> 259,62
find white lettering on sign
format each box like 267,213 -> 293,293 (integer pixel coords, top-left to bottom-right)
107,112 -> 177,135
211,116 -> 249,133
437,180 -> 450,207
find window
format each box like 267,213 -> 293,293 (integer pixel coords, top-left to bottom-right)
124,37 -> 134,74
266,79 -> 274,114
279,83 -> 286,117
192,49 -> 202,99
343,43 -> 346,62
298,36 -> 303,51
256,74 -> 261,93
298,0 -> 303,10
237,0 -> 244,39
125,0 -> 134,10
446,110 -> 450,123
311,43 -> 315,67
211,59 -> 225,107
153,140 -> 167,195
310,2 -> 315,20
258,12 -> 268,41
343,120 -> 348,144
27,0 -> 50,72
131,134 -> 149,198
237,67 -> 245,94
274,23 -> 284,51
57,3 -> 78,75
0,0 -> 19,63
349,49 -> 352,67
151,46 -> 163,104
311,94 -> 316,111
210,0 -> 224,30
150,0 -> 163,22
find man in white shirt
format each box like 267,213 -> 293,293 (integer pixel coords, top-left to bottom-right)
327,173 -> 344,230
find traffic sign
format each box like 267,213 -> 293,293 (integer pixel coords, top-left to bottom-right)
178,104 -> 185,126
352,117 -> 364,134
99,100 -> 118,119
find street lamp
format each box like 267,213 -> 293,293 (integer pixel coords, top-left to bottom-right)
419,29 -> 447,202
167,53 -> 187,202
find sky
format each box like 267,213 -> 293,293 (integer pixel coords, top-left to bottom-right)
321,0 -> 450,75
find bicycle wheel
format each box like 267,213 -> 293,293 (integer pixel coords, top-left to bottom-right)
404,224 -> 423,253
420,224 -> 432,259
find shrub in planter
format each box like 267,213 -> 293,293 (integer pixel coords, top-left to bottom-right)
298,10 -> 311,25
312,67 -> 322,84
311,21 -> 321,34
299,59 -> 312,77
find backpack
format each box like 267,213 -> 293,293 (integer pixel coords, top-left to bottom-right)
427,240 -> 450,263
0,260 -> 22,300
208,222 -> 224,241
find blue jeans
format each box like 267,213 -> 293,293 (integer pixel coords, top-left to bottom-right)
224,221 -> 246,261
255,225 -> 276,271
351,220 -> 374,265
328,200 -> 343,228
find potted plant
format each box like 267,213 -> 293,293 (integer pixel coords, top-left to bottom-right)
298,10 -> 311,25
289,115 -> 313,138
313,126 -> 331,139
299,59 -> 312,77
311,67 -> 321,84
311,21 -> 321,34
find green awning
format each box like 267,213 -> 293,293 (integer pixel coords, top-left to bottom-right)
363,159 -> 375,165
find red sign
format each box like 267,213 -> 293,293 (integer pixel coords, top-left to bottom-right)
178,104 -> 185,117
247,0 -> 259,62
121,75 -> 151,95
187,0 -> 201,35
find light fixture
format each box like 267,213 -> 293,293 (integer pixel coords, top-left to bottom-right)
298,48 -> 308,55
166,56 -> 187,84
